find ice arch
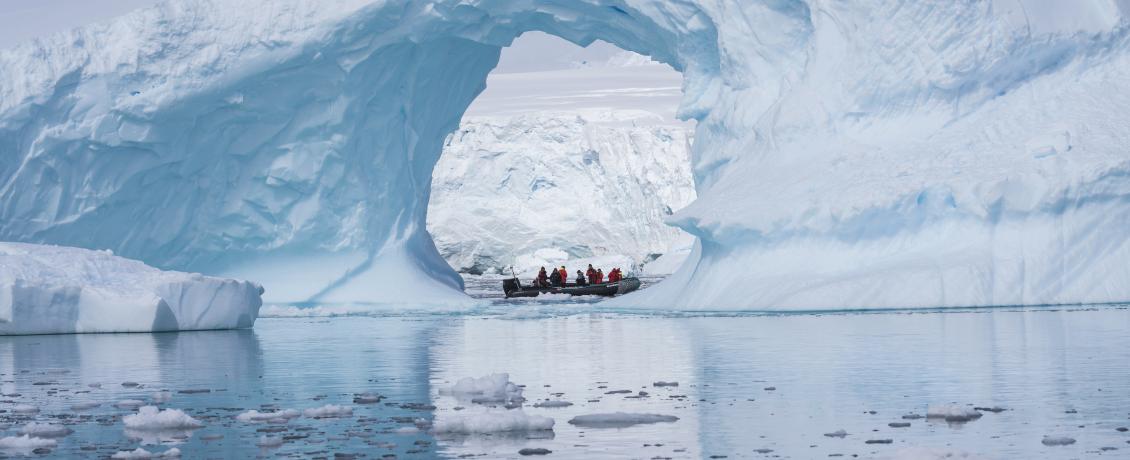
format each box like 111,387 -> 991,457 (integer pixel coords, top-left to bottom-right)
5,1 -> 1130,310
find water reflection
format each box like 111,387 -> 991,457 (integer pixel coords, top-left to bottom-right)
0,307 -> 1127,458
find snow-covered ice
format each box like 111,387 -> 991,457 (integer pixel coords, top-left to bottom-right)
302,404 -> 352,418
445,373 -> 525,405
0,435 -> 57,454
567,413 -> 679,428
122,406 -> 204,430
11,404 -> 38,414
115,399 -> 147,410
3,0 -> 1130,310
433,409 -> 554,434
0,243 -> 262,334
532,400 -> 573,408
256,436 -> 284,448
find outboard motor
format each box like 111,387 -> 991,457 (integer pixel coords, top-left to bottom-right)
502,278 -> 522,298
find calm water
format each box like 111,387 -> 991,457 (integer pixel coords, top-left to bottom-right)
2,305 -> 1129,459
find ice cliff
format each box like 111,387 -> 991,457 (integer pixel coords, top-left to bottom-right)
0,243 -> 262,335
3,0 -> 1130,309
429,112 -> 695,275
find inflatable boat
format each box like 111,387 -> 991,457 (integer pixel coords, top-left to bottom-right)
502,277 -> 641,298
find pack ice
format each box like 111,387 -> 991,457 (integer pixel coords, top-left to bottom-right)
0,243 -> 262,335
3,1 -> 1130,310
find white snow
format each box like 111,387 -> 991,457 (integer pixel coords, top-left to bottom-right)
0,435 -> 57,454
111,447 -> 182,459
17,422 -> 72,438
567,412 -> 679,428
926,405 -> 983,422
4,1 -> 1130,310
122,406 -> 204,430
302,405 -> 352,418
236,409 -> 301,423
444,373 -> 524,404
0,243 -> 262,334
432,409 -> 554,434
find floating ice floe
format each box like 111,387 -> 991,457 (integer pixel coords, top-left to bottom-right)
1041,436 -> 1076,446
257,436 -> 284,447
433,409 -> 554,434
123,406 -> 204,430
111,447 -> 182,459
926,404 -> 983,422
236,409 -> 301,423
10,404 -> 38,414
116,400 -> 147,410
567,413 -> 679,428
532,401 -> 573,408
302,405 -> 352,418
653,381 -> 679,387
18,422 -> 73,438
151,391 -> 173,403
824,430 -> 848,438
444,373 -> 525,405
70,402 -> 101,411
0,435 -> 57,454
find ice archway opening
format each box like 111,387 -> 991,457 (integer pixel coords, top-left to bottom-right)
0,1 -> 727,307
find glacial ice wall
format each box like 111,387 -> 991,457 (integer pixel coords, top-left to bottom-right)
429,113 -> 695,274
3,0 -> 1130,309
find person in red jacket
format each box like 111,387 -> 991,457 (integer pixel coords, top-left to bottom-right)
586,264 -> 596,284
536,267 -> 548,287
558,266 -> 568,286
595,268 -> 604,284
608,268 -> 619,282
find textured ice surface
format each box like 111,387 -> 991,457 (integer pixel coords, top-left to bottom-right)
122,406 -> 204,430
4,1 -> 1130,309
0,435 -> 57,454
0,242 -> 262,334
111,447 -> 182,459
235,409 -> 301,423
432,409 -> 554,434
445,373 -> 524,404
17,422 -> 73,438
302,404 -> 353,418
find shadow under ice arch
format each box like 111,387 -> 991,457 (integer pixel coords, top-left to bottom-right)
0,0 -> 732,306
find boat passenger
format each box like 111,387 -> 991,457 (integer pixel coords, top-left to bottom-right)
558,266 -> 568,286
549,266 -> 562,286
537,267 -> 549,287
596,268 -> 604,284
586,264 -> 596,283
607,268 -> 619,283
575,270 -> 588,286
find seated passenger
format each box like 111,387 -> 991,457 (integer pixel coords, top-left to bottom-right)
595,268 -> 604,284
558,266 -> 568,285
586,264 -> 596,283
537,267 -> 549,287
575,270 -> 588,286
549,266 -> 562,286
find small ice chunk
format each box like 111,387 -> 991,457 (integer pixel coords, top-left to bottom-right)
257,435 -> 284,448
88,383 -> 102,389
519,448 -> 552,455
303,404 -> 352,418
123,406 -> 204,430
122,382 -> 140,388
70,402 -> 101,411
236,409 -> 301,423
444,373 -> 524,404
0,435 -> 57,454
151,391 -> 173,403
111,447 -> 182,459
12,404 -> 39,414
653,381 -> 679,387
926,404 -> 983,422
823,430 -> 848,438
116,399 -> 147,410
394,426 -> 419,435
865,439 -> 893,444
567,413 -> 678,428
888,422 -> 911,428
433,409 -> 554,434
1042,436 -> 1076,446
973,406 -> 1006,413
353,393 -> 382,404
533,400 -> 573,408
200,434 -> 223,441
18,422 -> 73,438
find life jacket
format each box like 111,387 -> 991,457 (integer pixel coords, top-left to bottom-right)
559,268 -> 568,282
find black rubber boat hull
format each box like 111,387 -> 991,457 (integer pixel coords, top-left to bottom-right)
503,277 -> 641,298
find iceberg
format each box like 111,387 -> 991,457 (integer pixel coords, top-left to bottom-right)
2,1 -> 1130,310
0,242 -> 262,335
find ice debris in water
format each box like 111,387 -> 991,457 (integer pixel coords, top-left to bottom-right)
123,406 -> 204,430
236,409 -> 301,423
824,430 -> 848,438
1042,436 -> 1077,446
445,373 -> 525,405
111,447 -> 182,459
0,435 -> 57,453
11,404 -> 39,414
653,381 -> 679,387
926,404 -> 983,422
18,422 -> 73,438
353,393 -> 383,404
532,400 -> 573,408
257,435 -> 284,448
151,391 -> 173,403
567,413 -> 679,428
70,402 -> 101,411
303,404 -> 352,418
887,447 -> 982,459
432,409 -> 554,434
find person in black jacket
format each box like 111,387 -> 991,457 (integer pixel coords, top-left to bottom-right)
549,266 -> 562,286
575,270 -> 587,286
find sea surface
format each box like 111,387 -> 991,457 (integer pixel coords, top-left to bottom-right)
1,285 -> 1129,458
